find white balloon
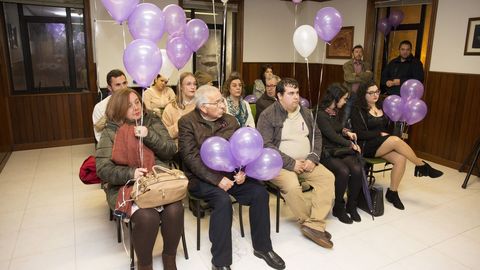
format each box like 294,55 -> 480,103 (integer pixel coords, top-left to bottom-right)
160,49 -> 175,79
293,25 -> 318,58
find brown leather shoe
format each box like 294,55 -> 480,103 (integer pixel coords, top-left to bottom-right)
300,225 -> 334,248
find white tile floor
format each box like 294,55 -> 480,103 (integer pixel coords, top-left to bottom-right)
0,144 -> 479,270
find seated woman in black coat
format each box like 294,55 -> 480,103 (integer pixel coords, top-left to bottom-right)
317,83 -> 363,224
350,81 -> 443,210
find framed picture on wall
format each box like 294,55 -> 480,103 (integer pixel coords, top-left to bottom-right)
464,17 -> 480,55
326,26 -> 354,59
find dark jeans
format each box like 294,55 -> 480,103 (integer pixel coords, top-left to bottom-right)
189,178 -> 272,267
321,155 -> 363,208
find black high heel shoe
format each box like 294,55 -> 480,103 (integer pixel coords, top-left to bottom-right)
332,202 -> 353,224
414,161 -> 443,178
385,188 -> 405,210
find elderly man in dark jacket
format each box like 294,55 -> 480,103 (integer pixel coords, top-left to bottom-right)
257,78 -> 335,249
178,85 -> 285,270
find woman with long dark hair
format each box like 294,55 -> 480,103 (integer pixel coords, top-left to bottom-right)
317,83 -> 363,223
351,82 -> 443,210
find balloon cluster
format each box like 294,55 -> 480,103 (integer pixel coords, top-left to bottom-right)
101,1 -> 209,87
377,10 -> 404,36
383,79 -> 427,125
200,128 -> 283,181
292,7 -> 342,59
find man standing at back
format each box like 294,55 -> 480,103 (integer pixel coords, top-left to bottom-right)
92,69 -> 128,142
342,45 -> 373,126
381,40 -> 424,96
257,78 -> 335,249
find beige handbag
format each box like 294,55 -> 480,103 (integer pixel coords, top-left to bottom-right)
132,165 -> 188,208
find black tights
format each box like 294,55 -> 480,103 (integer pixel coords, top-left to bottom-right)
322,155 -> 363,207
130,201 -> 184,266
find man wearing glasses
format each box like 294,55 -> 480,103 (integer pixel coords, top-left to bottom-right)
257,78 -> 335,249
178,85 -> 286,270
255,75 -> 280,124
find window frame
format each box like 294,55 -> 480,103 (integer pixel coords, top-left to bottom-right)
4,3 -> 87,94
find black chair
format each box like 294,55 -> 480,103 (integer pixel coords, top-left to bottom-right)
128,220 -> 189,270
109,208 -> 122,243
363,157 -> 393,185
188,192 -> 245,251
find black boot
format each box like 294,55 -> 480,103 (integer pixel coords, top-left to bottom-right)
346,201 -> 361,222
385,188 -> 405,210
414,161 -> 443,178
332,201 -> 353,224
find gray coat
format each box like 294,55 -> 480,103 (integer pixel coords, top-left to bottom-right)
256,101 -> 323,171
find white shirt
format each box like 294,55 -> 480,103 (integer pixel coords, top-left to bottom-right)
92,95 -> 111,142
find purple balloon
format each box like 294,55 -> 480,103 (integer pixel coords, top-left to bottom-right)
404,99 -> 427,125
300,97 -> 310,108
244,95 -> 257,104
128,3 -> 165,42
184,19 -> 209,52
166,36 -> 192,69
123,39 -> 162,87
389,10 -> 404,28
314,7 -> 343,42
230,127 -> 264,166
383,95 -> 404,122
163,4 -> 186,35
377,17 -> 391,35
245,148 -> 283,181
400,79 -> 424,100
200,136 -> 237,172
101,0 -> 139,23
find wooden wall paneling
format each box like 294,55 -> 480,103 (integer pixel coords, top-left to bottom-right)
56,95 -> 66,140
62,95 -> 73,140
0,4 -> 13,154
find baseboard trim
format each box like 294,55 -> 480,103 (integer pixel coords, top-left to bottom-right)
0,151 -> 12,173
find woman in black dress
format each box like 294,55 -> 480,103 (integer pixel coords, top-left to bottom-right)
351,82 -> 443,210
317,83 -> 363,224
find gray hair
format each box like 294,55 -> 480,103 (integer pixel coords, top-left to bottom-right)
266,74 -> 281,84
195,85 -> 220,109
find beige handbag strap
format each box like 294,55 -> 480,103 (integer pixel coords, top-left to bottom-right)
152,165 -> 186,179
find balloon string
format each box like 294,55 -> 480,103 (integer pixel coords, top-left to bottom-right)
138,88 -> 146,169
305,57 -> 312,106
293,4 -> 298,78
311,44 -> 326,151
221,3 -> 227,85
122,23 -> 126,50
93,0 -> 101,98
212,0 -> 221,89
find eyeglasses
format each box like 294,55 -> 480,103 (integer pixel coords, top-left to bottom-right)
203,97 -> 225,108
366,90 -> 381,96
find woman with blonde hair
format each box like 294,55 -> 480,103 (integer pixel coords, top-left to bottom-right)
162,72 -> 197,141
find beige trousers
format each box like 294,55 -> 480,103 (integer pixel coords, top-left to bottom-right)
271,164 -> 335,231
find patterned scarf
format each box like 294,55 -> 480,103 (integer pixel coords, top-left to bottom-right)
226,96 -> 248,127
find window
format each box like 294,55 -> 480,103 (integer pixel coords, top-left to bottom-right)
3,3 -> 87,93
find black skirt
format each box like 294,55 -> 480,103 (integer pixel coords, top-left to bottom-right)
362,135 -> 390,158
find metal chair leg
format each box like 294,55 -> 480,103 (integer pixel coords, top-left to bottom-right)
117,217 -> 122,243
276,188 -> 280,233
181,229 -> 189,259
196,201 -> 201,251
239,204 -> 245,237
129,221 -> 134,270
